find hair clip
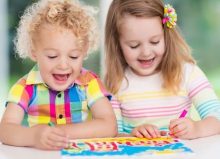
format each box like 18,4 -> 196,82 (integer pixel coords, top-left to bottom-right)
162,4 -> 177,28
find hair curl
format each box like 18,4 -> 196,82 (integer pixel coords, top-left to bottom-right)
14,0 -> 98,59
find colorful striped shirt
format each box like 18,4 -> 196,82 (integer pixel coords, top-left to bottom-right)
6,65 -> 111,127
112,63 -> 220,133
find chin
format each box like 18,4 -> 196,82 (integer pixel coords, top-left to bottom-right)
48,84 -> 69,92
134,69 -> 155,76
56,86 -> 70,91
141,68 -> 158,76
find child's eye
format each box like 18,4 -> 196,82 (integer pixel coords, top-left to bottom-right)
150,41 -> 159,45
130,44 -> 140,49
48,56 -> 57,59
70,56 -> 78,59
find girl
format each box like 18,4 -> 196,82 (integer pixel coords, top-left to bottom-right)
0,0 -> 117,150
104,0 -> 220,139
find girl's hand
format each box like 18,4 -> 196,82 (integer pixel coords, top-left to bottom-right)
131,124 -> 161,138
169,118 -> 198,139
32,124 -> 69,150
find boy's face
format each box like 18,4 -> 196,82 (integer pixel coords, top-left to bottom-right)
119,15 -> 165,76
31,24 -> 86,91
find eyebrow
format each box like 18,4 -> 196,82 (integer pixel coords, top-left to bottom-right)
151,33 -> 163,38
43,48 -> 80,52
43,48 -> 58,51
124,32 -> 164,42
151,33 -> 163,39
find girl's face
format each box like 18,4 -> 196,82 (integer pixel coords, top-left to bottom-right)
119,15 -> 165,76
31,24 -> 86,91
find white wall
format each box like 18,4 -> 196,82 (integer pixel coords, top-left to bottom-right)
0,0 -> 9,119
99,0 -> 112,77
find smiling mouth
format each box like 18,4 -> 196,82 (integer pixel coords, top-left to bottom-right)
138,58 -> 155,65
53,74 -> 70,82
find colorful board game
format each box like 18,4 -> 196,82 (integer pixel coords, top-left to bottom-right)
61,137 -> 193,159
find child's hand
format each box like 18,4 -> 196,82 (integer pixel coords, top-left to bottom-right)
32,124 -> 69,150
169,118 -> 198,139
131,124 -> 161,138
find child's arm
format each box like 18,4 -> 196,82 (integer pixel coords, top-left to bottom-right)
169,65 -> 220,139
57,97 -> 117,139
194,116 -> 220,137
0,103 -> 68,150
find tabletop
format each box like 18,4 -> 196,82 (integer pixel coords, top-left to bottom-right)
0,135 -> 220,159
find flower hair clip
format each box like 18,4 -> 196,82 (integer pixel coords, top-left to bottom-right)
162,4 -> 177,28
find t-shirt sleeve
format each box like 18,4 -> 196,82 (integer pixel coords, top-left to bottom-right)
6,78 -> 31,112
86,74 -> 112,108
186,65 -> 220,120
110,95 -> 124,133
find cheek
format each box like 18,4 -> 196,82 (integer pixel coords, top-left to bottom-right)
38,59 -> 54,71
155,44 -> 165,56
38,64 -> 50,73
71,59 -> 84,69
158,39 -> 165,55
157,49 -> 165,56
121,46 -> 136,60
122,50 -> 133,62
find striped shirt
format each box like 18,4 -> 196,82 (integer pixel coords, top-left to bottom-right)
6,65 -> 111,127
112,63 -> 220,133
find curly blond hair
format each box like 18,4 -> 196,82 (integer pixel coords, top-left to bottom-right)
14,0 -> 98,59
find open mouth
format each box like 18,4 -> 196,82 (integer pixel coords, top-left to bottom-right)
53,74 -> 70,82
138,57 -> 155,66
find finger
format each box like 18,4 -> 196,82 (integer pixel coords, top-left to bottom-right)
36,139 -> 60,151
169,119 -> 185,131
49,128 -> 69,142
44,144 -> 64,151
48,133 -> 68,143
46,137 -> 68,149
134,130 -> 144,138
173,126 -> 188,139
131,129 -> 140,137
153,127 -> 161,137
173,129 -> 188,139
46,132 -> 68,148
51,127 -> 67,137
170,123 -> 186,137
146,127 -> 157,138
139,127 -> 152,139
173,123 -> 186,134
169,119 -> 181,129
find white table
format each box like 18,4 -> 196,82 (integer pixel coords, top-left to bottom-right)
0,135 -> 220,159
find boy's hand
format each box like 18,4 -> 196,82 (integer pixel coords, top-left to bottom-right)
32,124 -> 69,150
169,118 -> 198,139
131,124 -> 161,138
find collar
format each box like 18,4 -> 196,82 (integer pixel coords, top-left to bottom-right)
26,65 -> 44,85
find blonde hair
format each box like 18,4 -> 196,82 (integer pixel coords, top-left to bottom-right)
14,0 -> 98,59
104,0 -> 195,94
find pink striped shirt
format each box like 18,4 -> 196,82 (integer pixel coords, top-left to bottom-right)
112,63 -> 220,133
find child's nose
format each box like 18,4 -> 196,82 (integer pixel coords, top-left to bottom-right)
141,46 -> 151,57
58,58 -> 69,69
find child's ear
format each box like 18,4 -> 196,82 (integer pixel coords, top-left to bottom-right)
83,43 -> 89,58
30,51 -> 37,62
